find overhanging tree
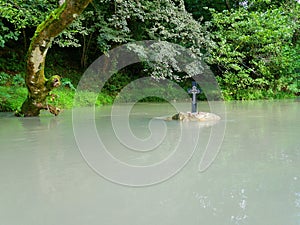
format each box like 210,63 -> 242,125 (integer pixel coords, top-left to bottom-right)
17,0 -> 92,117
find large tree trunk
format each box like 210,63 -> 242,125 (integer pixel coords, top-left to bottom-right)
17,0 -> 92,117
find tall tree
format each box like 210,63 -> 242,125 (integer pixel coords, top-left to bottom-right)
17,0 -> 92,117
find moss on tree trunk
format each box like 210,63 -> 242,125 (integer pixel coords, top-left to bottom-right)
17,0 -> 92,117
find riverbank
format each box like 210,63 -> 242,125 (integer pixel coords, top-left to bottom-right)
0,86 -> 114,112
0,85 -> 297,113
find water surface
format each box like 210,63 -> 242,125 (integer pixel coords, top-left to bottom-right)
0,100 -> 299,225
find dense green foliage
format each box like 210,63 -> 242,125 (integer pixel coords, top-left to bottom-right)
206,1 -> 300,100
0,0 -> 57,49
0,0 -> 299,111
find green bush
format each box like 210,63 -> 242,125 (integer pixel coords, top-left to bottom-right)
50,88 -> 114,109
0,86 -> 115,112
206,2 -> 300,100
0,86 -> 27,112
0,72 -> 10,86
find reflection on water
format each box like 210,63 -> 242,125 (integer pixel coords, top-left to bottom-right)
0,100 -> 299,225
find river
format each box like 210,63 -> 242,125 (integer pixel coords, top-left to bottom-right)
0,100 -> 299,225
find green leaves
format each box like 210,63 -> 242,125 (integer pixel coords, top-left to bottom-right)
0,0 -> 57,47
108,0 -> 208,79
207,1 -> 300,99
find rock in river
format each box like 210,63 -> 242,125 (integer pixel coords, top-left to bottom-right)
170,112 -> 221,122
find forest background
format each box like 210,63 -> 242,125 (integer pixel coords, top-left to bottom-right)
0,0 -> 299,112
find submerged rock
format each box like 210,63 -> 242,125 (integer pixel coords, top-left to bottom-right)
170,112 -> 221,122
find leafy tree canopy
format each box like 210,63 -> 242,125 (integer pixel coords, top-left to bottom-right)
0,0 -> 57,47
1,0 -> 299,104
206,0 -> 300,99
1,0 -> 208,80
55,0 -> 208,72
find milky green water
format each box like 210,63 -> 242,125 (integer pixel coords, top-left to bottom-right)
0,100 -> 299,225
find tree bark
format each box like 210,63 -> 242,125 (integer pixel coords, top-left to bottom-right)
17,0 -> 92,117
225,0 -> 231,11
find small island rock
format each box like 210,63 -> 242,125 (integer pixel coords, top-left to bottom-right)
170,112 -> 220,122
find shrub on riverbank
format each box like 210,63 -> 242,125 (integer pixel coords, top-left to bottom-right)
0,86 -> 114,112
